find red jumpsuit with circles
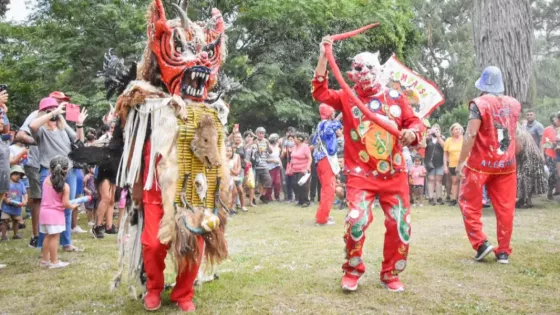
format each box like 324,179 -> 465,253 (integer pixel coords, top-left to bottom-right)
312,73 -> 424,283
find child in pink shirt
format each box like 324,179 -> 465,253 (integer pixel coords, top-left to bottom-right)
39,156 -> 78,269
409,156 -> 427,207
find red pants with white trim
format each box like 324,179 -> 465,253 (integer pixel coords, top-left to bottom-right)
459,168 -> 516,255
343,173 -> 411,283
142,200 -> 203,302
315,158 -> 336,224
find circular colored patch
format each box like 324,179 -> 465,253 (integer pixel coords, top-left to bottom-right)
352,106 -> 362,119
349,209 -> 360,219
389,105 -> 402,118
359,150 -> 370,163
349,257 -> 362,267
389,89 -> 400,99
350,129 -> 359,142
393,153 -> 402,166
377,160 -> 390,174
395,259 -> 407,271
368,99 -> 381,111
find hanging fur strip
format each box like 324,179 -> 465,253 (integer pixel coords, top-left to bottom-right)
516,124 -> 548,199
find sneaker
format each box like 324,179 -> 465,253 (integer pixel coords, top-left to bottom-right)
429,198 -> 436,206
87,221 -> 95,226
301,202 -> 310,208
49,261 -> 70,269
40,260 -> 51,268
176,300 -> 196,312
448,200 -> 457,206
496,252 -> 509,264
144,292 -> 162,311
419,203 -> 424,207
316,217 -> 336,226
91,225 -> 105,239
13,234 -> 23,240
72,226 -> 87,234
241,206 -> 248,212
105,225 -> 118,235
29,236 -> 38,248
341,273 -> 362,292
412,203 -> 418,207
259,196 -> 269,204
18,222 -> 26,229
475,240 -> 494,261
437,198 -> 445,205
380,279 -> 405,292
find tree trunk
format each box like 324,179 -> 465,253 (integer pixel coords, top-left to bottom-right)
472,0 -> 534,105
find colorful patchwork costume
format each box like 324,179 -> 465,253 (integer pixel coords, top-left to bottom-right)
312,51 -> 424,292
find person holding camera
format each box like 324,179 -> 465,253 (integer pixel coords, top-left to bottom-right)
425,124 -> 446,205
30,97 -> 88,252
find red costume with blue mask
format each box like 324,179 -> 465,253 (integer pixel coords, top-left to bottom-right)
458,66 -> 521,263
312,104 -> 342,225
312,51 -> 424,292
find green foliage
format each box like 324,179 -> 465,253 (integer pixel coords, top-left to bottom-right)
0,0 -> 419,132
409,0 -> 478,122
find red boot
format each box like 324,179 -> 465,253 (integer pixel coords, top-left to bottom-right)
176,300 -> 196,312
380,279 -> 405,292
144,292 -> 161,311
341,273 -> 362,292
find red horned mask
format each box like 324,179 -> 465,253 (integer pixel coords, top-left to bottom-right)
148,0 -> 226,102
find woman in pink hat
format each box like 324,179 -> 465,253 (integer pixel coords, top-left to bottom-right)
30,97 -> 88,252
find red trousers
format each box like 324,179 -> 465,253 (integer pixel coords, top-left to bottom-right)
141,201 -> 203,302
315,159 -> 336,224
459,168 -> 516,255
343,173 -> 411,283
269,167 -> 282,200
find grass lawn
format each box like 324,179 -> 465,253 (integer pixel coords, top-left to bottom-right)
1,197 -> 559,314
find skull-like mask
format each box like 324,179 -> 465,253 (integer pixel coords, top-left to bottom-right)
347,52 -> 382,93
209,96 -> 229,125
194,173 -> 208,203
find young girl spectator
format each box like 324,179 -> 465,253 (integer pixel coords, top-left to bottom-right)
83,167 -> 97,226
39,156 -> 79,269
409,156 -> 427,207
227,145 -> 247,212
267,134 -> 282,201
281,135 -> 296,202
1,166 -> 27,240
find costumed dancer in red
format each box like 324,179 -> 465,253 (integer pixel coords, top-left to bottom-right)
456,66 -> 521,264
312,36 -> 424,292
312,104 -> 342,226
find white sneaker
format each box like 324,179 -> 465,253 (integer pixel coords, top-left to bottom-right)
40,260 -> 51,268
72,226 -> 87,234
0,263 -> 6,269
419,203 -> 424,207
87,221 -> 95,226
49,261 -> 70,269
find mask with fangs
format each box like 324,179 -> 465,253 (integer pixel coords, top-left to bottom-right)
147,0 -> 226,102
346,52 -> 382,94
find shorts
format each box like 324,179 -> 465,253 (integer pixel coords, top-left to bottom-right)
39,224 -> 66,235
448,167 -> 456,176
24,165 -> 41,199
428,166 -> 444,176
255,168 -> 272,188
1,212 -> 22,221
85,198 -> 98,210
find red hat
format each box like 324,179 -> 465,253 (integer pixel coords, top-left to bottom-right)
49,91 -> 71,102
319,103 -> 335,119
39,97 -> 59,111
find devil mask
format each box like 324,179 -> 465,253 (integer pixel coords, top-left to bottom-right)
347,52 -> 382,94
147,0 -> 227,102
